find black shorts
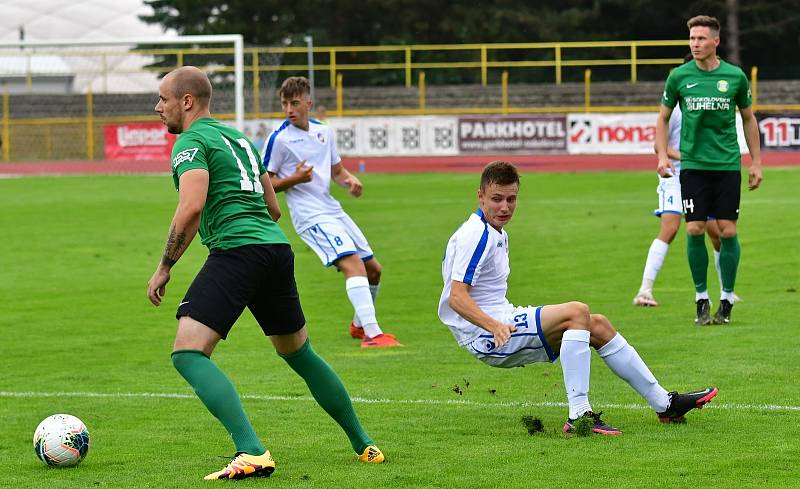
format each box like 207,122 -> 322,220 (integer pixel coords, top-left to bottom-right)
176,243 -> 305,339
679,169 -> 741,222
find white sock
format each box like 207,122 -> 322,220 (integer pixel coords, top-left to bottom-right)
353,284 -> 380,327
721,290 -> 736,303
345,276 -> 382,338
597,333 -> 670,412
640,239 -> 669,293
695,290 -> 709,301
560,329 -> 592,419
713,250 -> 723,295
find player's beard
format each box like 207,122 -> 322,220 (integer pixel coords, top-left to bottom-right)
164,117 -> 182,134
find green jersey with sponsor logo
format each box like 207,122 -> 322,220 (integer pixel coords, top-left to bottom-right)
171,118 -> 289,250
662,59 -> 751,171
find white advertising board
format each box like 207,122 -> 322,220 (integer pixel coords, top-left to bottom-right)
326,116 -> 459,156
568,112 -> 748,155
240,116 -> 458,157
240,113 -> 749,157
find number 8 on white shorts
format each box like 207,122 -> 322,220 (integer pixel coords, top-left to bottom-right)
299,215 -> 374,267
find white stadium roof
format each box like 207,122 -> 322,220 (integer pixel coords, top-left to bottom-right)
0,0 -> 175,93
0,0 -> 169,42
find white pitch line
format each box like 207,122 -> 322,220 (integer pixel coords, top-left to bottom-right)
2,390 -> 799,413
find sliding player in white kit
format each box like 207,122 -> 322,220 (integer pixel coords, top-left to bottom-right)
439,161 -> 717,434
265,76 -> 400,348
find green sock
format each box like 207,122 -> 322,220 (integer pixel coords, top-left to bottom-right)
719,235 -> 740,293
171,350 -> 265,455
280,339 -> 373,454
687,233 -> 709,293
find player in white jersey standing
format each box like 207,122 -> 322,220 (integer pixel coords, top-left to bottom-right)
265,77 -> 400,348
633,84 -> 738,307
439,161 -> 718,434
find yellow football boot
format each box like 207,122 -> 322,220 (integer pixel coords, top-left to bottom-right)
203,450 -> 275,480
358,445 -> 385,464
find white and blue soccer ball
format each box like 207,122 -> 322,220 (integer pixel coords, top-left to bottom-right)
33,414 -> 90,467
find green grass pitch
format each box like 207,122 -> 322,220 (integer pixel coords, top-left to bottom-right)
1,168 -> 798,488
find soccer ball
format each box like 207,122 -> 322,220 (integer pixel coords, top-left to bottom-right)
33,414 -> 90,467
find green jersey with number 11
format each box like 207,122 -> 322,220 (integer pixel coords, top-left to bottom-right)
171,118 -> 289,250
661,59 -> 751,171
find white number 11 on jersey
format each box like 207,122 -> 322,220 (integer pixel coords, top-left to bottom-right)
222,137 -> 264,194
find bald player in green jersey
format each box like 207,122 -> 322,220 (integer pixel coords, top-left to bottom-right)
655,15 -> 763,326
147,66 -> 385,480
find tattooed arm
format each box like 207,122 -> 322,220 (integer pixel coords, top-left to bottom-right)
147,169 -> 209,306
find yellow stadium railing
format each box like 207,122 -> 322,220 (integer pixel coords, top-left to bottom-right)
0,40 -> 692,110
6,61 -> 800,162
244,40 -> 692,87
3,41 -> 800,161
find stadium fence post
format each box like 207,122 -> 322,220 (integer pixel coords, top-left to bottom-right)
584,69 -> 592,112
418,72 -> 426,114
501,71 -> 509,115
85,87 -> 94,160
2,88 -> 9,161
480,45 -> 487,86
252,49 -> 260,117
555,44 -> 562,85
329,49 -> 337,89
336,73 -> 343,116
404,47 -> 412,88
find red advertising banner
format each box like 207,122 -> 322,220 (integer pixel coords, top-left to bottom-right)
104,123 -> 176,161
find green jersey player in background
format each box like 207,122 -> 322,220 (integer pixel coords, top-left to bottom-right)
147,66 -> 385,480
655,15 -> 763,325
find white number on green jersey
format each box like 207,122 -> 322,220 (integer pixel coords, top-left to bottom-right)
222,137 -> 264,194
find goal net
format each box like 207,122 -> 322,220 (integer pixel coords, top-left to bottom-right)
0,35 -> 244,162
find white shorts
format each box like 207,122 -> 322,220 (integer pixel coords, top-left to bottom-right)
654,175 -> 682,216
465,306 -> 557,368
299,215 -> 374,267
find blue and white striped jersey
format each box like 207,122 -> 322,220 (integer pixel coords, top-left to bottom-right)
439,209 -> 512,345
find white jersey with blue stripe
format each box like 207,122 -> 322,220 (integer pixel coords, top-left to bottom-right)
264,119 -> 345,233
439,209 -> 512,346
